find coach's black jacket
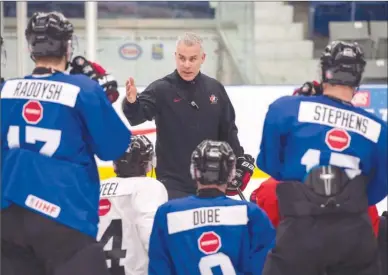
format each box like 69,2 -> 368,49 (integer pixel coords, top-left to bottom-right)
122,70 -> 243,194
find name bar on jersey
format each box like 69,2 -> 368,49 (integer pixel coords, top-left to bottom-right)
100,180 -> 134,198
1,79 -> 80,107
298,101 -> 382,143
167,205 -> 248,235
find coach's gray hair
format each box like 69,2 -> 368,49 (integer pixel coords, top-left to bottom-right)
176,32 -> 204,51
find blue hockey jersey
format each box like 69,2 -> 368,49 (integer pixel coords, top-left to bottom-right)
148,195 -> 275,275
257,95 -> 387,206
1,72 -> 130,237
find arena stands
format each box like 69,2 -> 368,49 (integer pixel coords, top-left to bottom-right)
2,1 -> 215,19
1,1 -> 387,85
310,1 -> 387,84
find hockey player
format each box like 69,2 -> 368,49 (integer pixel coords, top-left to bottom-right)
251,80 -> 381,235
1,12 -> 130,275
257,41 -> 387,275
97,135 -> 168,275
148,140 -> 275,275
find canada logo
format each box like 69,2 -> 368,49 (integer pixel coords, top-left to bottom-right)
119,43 -> 142,60
325,128 -> 351,152
352,91 -> 370,107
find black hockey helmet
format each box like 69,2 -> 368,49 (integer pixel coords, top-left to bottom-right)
113,135 -> 154,178
190,140 -> 236,185
320,41 -> 366,88
25,12 -> 74,60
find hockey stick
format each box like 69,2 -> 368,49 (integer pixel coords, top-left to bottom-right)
237,188 -> 247,201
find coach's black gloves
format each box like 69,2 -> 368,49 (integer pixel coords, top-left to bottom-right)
293,81 -> 323,96
69,56 -> 119,103
226,154 -> 255,196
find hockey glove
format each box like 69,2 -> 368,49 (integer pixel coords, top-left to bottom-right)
69,56 -> 97,78
293,80 -> 323,96
95,73 -> 120,104
69,56 -> 119,104
226,154 -> 255,196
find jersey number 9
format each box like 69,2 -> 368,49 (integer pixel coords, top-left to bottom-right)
199,253 -> 236,275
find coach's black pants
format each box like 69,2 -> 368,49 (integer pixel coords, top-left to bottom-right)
1,204 -> 110,275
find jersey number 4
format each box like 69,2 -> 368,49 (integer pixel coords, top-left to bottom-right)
99,219 -> 127,275
7,125 -> 61,157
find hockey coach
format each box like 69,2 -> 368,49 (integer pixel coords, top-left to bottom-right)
122,32 -> 254,200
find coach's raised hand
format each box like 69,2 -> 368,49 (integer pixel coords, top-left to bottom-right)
126,77 -> 137,103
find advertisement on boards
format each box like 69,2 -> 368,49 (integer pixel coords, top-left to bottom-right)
352,86 -> 387,122
118,43 -> 142,60
151,43 -> 164,60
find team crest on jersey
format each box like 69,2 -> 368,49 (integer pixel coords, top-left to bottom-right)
99,199 -> 111,216
23,100 -> 43,124
198,231 -> 222,255
325,128 -> 351,151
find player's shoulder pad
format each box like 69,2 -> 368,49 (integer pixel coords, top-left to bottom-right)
0,77 -> 25,91
65,74 -> 102,93
66,74 -> 107,104
137,177 -> 168,194
266,95 -> 301,121
353,105 -> 387,127
156,196 -> 192,212
223,197 -> 260,211
269,95 -> 301,110
222,197 -> 270,223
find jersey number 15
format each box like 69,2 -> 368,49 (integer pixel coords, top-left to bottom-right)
301,149 -> 361,179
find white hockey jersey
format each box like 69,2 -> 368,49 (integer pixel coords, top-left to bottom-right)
97,176 -> 168,275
